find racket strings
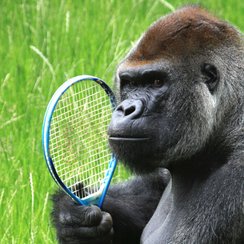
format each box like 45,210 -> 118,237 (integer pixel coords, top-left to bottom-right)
49,81 -> 112,199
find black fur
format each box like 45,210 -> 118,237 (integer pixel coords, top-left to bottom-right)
52,6 -> 244,243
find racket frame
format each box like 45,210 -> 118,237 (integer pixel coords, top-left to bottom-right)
42,75 -> 117,207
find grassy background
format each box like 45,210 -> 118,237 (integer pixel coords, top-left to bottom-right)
0,0 -> 243,243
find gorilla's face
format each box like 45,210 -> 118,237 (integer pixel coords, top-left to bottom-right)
108,59 -> 220,173
107,8 -> 235,173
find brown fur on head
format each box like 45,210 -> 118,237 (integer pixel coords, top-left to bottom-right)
127,6 -> 241,62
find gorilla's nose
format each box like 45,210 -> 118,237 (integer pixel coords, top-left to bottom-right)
115,99 -> 144,120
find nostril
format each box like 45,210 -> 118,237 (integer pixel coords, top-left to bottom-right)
124,106 -> 136,116
117,105 -> 124,113
116,104 -> 136,116
115,99 -> 144,119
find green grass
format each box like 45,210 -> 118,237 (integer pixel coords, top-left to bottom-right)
0,0 -> 243,243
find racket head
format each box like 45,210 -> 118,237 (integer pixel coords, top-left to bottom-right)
42,75 -> 117,207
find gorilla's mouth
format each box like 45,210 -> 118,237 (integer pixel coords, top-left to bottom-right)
109,136 -> 150,142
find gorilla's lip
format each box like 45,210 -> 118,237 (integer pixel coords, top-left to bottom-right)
109,136 -> 150,142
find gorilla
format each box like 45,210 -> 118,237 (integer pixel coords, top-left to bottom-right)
52,6 -> 244,244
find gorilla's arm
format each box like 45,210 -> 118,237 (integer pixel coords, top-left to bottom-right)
51,168 -> 170,244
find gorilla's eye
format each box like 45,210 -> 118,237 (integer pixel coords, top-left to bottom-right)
201,63 -> 219,93
119,73 -> 137,88
144,71 -> 167,88
153,79 -> 164,86
120,79 -> 133,87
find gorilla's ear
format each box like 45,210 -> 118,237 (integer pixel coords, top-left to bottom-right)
201,63 -> 219,93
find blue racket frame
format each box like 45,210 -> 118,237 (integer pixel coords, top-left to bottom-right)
42,75 -> 117,207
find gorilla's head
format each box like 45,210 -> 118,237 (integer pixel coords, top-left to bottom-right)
108,6 -> 244,173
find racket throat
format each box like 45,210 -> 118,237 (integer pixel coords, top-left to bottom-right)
80,183 -> 106,206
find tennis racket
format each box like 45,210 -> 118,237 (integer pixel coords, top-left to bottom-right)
42,75 -> 117,207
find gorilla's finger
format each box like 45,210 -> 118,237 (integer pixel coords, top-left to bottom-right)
59,212 -> 113,238
59,205 -> 102,227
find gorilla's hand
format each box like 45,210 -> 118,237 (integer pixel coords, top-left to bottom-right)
52,191 -> 113,244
